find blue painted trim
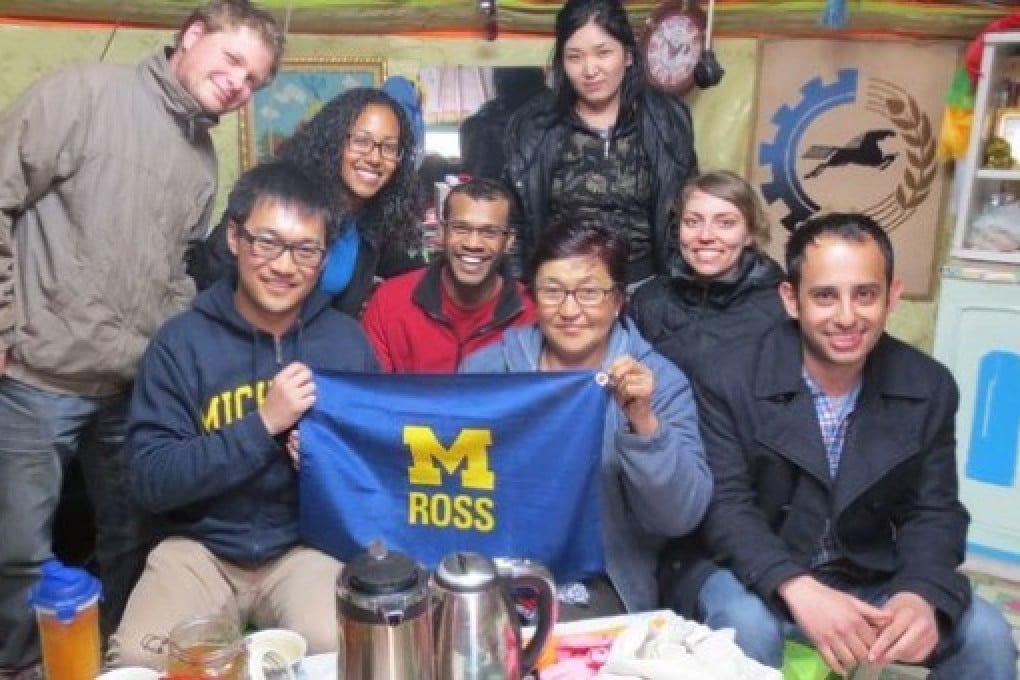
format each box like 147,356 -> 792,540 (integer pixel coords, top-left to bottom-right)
966,350 -> 1020,486
967,541 -> 1020,564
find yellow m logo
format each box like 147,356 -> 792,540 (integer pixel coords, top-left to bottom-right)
404,426 -> 495,491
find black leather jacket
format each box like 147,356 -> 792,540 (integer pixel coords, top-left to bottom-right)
503,89 -> 698,277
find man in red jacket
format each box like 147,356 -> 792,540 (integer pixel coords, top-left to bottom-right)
362,178 -> 534,372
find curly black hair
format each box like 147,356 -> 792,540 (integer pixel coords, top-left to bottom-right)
276,87 -> 422,252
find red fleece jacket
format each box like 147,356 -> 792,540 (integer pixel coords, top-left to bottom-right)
361,263 -> 535,372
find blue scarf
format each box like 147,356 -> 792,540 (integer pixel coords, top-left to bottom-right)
319,220 -> 360,295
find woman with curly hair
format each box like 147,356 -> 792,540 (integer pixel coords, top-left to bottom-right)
190,87 -> 423,317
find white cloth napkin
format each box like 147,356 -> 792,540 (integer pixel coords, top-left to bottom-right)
597,613 -> 781,680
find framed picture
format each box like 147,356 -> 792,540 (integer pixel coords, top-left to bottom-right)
996,108 -> 1020,165
240,57 -> 386,168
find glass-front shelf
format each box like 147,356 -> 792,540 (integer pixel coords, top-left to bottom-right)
954,33 -> 1020,264
950,247 -> 1020,264
958,165 -> 1020,259
955,177 -> 1020,261
942,260 -> 1020,282
975,168 -> 1020,181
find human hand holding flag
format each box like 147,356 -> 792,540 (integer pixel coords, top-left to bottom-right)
298,370 -> 611,582
258,361 -> 316,435
605,355 -> 658,435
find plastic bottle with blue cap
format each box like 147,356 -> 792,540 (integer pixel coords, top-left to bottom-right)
27,558 -> 102,680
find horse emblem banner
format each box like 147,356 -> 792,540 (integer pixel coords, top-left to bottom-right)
751,39 -> 959,298
298,370 -> 610,582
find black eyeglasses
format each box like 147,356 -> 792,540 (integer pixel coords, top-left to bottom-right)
345,132 -> 402,162
443,222 -> 511,241
235,225 -> 326,268
534,285 -> 618,307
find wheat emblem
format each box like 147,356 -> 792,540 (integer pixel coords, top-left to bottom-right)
864,79 -> 937,231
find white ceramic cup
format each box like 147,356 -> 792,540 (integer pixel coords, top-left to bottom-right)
95,668 -> 161,680
245,628 -> 307,680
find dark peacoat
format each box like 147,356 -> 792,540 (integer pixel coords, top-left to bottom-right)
665,321 -> 972,631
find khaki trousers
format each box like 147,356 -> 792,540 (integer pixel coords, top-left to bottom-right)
108,537 -> 342,669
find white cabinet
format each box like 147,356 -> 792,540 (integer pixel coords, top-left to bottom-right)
942,30 -> 1020,563
953,32 -> 1020,264
933,275 -> 1020,562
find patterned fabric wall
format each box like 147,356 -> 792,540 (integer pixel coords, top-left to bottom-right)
0,0 -> 1014,38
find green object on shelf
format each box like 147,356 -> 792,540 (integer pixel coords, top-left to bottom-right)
984,136 -> 1014,169
783,639 -> 837,680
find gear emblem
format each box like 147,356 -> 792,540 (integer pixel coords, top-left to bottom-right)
758,69 -> 858,231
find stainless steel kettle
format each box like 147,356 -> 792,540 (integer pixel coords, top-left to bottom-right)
336,542 -> 434,680
431,552 -> 557,679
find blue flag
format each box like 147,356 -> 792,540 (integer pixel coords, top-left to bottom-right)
299,370 -> 609,582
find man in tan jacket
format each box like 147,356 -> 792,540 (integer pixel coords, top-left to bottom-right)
0,2 -> 283,675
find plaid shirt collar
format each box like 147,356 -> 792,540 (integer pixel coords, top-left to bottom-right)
802,367 -> 861,478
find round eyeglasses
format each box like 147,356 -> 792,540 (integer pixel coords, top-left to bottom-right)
534,286 -> 618,307
236,225 -> 326,268
346,133 -> 402,162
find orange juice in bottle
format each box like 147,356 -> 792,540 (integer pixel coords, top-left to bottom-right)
28,559 -> 102,680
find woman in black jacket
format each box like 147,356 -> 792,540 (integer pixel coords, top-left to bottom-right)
631,170 -> 788,614
190,88 -> 423,317
630,171 -> 788,384
503,0 -> 698,286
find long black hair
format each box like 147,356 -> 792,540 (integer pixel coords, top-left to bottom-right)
276,87 -> 422,251
549,0 -> 644,122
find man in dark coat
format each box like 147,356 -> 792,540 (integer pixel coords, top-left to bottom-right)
669,213 -> 1016,677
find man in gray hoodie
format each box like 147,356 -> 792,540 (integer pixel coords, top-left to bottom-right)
0,2 -> 283,674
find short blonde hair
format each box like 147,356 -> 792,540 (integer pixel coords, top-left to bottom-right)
176,0 -> 285,79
